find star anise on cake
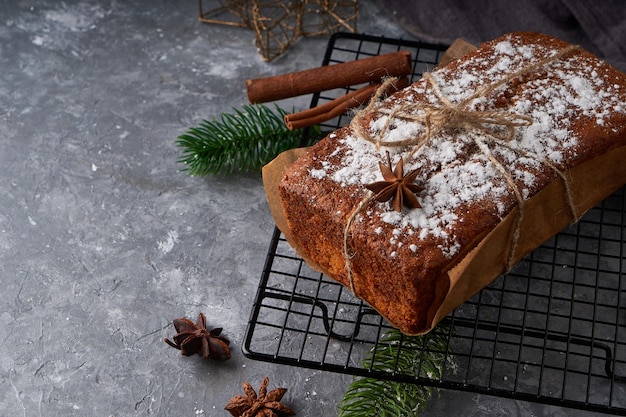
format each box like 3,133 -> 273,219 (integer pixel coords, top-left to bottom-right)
225,377 -> 296,417
164,312 -> 231,361
365,152 -> 424,212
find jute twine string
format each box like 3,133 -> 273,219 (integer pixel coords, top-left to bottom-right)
342,44 -> 581,294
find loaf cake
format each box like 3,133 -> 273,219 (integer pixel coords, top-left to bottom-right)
276,32 -> 626,335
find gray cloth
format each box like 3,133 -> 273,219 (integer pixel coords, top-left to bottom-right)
380,0 -> 626,72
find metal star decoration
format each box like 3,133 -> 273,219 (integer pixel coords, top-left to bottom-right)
365,152 -> 424,212
198,0 -> 358,61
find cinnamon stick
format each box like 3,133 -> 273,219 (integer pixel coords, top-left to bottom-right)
247,51 -> 413,103
284,77 -> 410,130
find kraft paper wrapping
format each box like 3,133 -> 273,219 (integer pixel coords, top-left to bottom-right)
436,38 -> 478,68
262,147 -> 334,276
260,39 -> 626,335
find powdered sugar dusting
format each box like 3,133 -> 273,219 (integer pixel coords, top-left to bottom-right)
307,33 -> 626,259
494,40 -> 516,56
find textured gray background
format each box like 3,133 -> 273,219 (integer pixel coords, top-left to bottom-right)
0,1 -> 612,416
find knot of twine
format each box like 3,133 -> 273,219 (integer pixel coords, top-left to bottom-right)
351,73 -> 534,153
343,44 -> 581,294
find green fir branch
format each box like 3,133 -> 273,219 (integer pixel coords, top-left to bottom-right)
339,326 -> 454,417
176,104 -> 317,175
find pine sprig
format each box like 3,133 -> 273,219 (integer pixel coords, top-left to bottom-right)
338,326 -> 454,417
176,104 -> 315,175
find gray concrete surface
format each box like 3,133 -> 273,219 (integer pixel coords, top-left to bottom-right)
0,1 -> 611,416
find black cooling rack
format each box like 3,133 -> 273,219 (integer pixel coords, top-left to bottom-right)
243,32 -> 626,415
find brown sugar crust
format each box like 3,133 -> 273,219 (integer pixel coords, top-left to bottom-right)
278,32 -> 626,334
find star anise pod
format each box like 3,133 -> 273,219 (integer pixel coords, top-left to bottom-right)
365,152 -> 424,212
164,312 -> 231,361
225,376 -> 296,417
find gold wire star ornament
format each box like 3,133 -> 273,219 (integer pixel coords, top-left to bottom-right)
198,0 -> 358,61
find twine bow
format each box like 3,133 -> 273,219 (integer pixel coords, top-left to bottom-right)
343,44 -> 581,294
352,73 -> 534,153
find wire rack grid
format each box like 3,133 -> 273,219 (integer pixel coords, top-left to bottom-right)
243,32 -> 626,415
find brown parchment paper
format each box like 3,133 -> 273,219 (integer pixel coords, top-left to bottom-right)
262,147 -> 335,278
436,38 -> 478,68
260,40 -> 626,335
